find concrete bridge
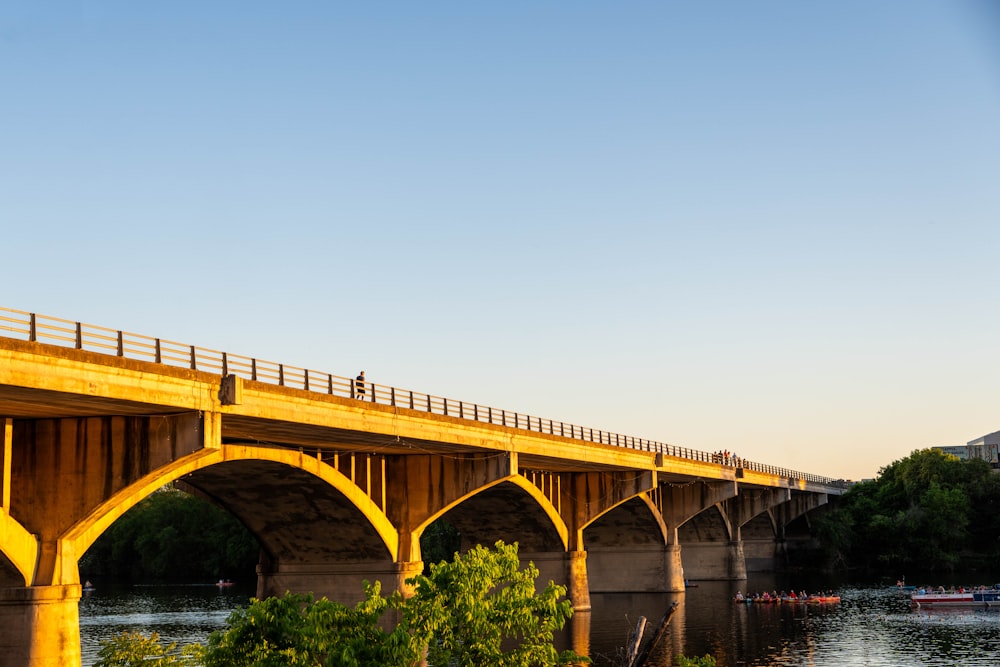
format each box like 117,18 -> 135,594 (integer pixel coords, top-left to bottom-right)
0,308 -> 847,666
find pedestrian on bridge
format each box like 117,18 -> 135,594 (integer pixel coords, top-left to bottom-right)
355,371 -> 366,400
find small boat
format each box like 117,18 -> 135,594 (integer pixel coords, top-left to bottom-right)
911,588 -> 1000,608
216,579 -> 236,588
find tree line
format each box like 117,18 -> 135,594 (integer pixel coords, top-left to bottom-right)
814,448 -> 1000,574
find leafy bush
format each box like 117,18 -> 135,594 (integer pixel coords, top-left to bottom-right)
94,631 -> 202,666
101,541 -> 587,667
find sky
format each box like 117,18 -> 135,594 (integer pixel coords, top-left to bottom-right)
2,2 -> 999,482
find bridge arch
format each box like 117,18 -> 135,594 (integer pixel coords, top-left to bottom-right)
582,493 -> 668,547
59,445 -> 398,585
417,474 -> 569,558
0,511 -> 37,587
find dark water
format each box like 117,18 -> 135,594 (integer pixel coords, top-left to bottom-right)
79,575 -> 1000,666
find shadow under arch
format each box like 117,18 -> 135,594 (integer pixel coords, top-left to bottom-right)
582,493 -> 669,549
58,444 -> 398,585
413,474 -> 569,561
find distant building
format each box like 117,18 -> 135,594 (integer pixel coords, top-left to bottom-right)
966,430 -> 1000,470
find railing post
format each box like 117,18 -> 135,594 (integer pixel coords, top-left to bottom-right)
303,369 -> 309,391
251,359 -> 258,381
278,364 -> 284,386
390,387 -> 396,406
328,374 -> 334,394
117,331 -> 124,356
189,345 -> 197,370
28,313 -> 37,342
155,339 -> 162,363
75,322 -> 82,349
222,352 -> 228,376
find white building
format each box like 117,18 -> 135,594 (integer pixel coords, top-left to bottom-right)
966,430 -> 1000,469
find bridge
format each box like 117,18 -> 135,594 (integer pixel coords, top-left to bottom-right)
0,308 -> 847,666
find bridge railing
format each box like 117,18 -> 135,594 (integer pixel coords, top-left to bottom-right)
0,307 -> 850,489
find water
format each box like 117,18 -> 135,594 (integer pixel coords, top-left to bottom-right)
78,582 -> 253,665
79,577 -> 1000,666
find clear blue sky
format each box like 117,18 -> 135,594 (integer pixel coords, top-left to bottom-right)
3,1 -> 999,481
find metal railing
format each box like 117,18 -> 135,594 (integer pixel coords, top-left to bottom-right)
0,307 -> 850,489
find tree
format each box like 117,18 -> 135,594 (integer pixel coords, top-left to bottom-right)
94,631 -> 202,667
201,586 -> 421,667
80,486 -> 259,583
196,540 -> 586,667
816,448 -> 1000,573
403,541 -> 582,667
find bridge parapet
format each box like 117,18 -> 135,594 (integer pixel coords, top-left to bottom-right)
0,307 -> 849,489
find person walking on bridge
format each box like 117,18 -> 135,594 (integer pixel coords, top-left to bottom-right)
355,371 -> 366,400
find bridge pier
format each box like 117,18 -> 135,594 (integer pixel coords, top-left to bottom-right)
0,584 -> 81,667
256,558 -> 425,605
519,550 -> 592,611
587,545 -> 685,593
681,540 -> 747,580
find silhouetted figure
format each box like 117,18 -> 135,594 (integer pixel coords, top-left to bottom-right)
355,371 -> 366,400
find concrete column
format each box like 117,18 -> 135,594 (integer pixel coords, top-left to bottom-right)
256,560 -> 419,605
567,551 -> 591,612
517,551 -> 591,611
396,560 -> 425,599
727,541 -> 748,580
0,584 -> 81,667
665,543 -> 685,592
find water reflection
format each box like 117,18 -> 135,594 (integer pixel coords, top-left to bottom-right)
79,583 -> 252,666
579,581 -> 1000,666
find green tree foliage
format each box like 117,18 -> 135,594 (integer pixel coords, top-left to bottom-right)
815,448 -> 1000,572
197,540 -> 586,667
419,518 -> 461,567
404,541 -> 582,667
80,486 -> 259,582
201,585 -> 421,667
676,655 -> 716,667
94,631 -> 202,666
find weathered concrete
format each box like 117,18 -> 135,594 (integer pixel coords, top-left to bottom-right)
0,585 -> 80,667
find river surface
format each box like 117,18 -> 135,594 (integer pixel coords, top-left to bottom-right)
79,573 -> 1000,666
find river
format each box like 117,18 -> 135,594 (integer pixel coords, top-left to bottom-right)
79,573 -> 1000,666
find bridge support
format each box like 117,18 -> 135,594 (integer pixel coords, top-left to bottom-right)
680,540 -> 747,580
519,550 -> 593,611
0,584 -> 81,667
256,558 -> 425,605
567,550 -> 590,612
